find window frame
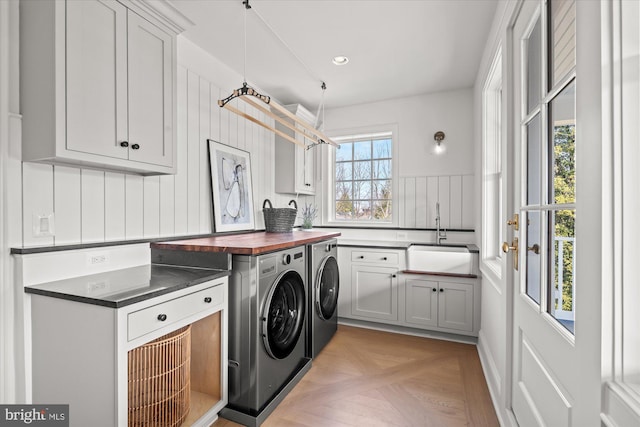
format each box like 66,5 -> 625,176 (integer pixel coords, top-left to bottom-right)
323,124 -> 399,227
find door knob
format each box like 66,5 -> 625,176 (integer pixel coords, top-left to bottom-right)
507,214 -> 519,230
502,237 -> 519,271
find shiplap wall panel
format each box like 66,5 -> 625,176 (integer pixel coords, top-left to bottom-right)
450,175 -> 463,229
199,78 -> 211,234
415,177 -> 428,229
105,172 -> 126,241
125,174 -> 144,239
438,176 -> 451,228
174,65 -> 188,236
186,70 -> 200,235
159,175 -> 175,237
81,169 -> 105,243
22,163 -> 54,247
143,176 -> 160,238
462,175 -> 475,228
397,177 -> 406,228
427,176 -> 439,227
54,166 -> 81,244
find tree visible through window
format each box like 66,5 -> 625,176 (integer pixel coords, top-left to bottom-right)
334,135 -> 392,222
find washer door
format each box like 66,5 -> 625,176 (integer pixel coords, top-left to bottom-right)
316,256 -> 340,320
262,270 -> 306,360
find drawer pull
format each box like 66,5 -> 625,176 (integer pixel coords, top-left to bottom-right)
440,288 -> 444,293
157,314 -> 167,321
131,143 -> 140,150
382,257 -> 388,261
432,288 -> 437,292
392,274 -> 396,278
204,297 -> 212,303
358,256 -> 364,259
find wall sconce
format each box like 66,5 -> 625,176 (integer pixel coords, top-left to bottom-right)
433,131 -> 446,154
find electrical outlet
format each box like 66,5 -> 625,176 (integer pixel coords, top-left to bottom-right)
87,253 -> 109,266
396,231 -> 408,241
32,212 -> 55,237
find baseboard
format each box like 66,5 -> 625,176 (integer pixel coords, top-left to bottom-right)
477,330 -> 508,426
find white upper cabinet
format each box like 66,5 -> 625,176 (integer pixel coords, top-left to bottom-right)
274,104 -> 317,195
20,0 -> 177,175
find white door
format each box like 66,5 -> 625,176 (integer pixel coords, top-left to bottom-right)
507,1 -> 578,425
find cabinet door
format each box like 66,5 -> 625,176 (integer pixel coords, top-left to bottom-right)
66,0 -> 128,159
405,278 -> 438,327
351,265 -> 398,321
437,282 -> 473,332
295,138 -> 315,194
127,11 -> 173,167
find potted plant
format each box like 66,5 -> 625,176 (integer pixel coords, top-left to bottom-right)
300,203 -> 318,230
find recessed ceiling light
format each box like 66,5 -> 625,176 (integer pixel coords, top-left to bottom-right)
332,56 -> 349,65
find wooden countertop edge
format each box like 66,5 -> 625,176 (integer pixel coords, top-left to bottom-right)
151,231 -> 341,255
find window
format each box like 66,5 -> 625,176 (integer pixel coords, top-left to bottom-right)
333,132 -> 393,223
482,46 -> 503,276
521,0 -> 576,334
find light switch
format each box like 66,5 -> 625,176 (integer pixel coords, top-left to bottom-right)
32,212 -> 55,237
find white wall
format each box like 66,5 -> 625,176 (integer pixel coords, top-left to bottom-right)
321,88 -> 476,230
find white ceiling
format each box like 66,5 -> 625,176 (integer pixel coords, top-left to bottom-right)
171,0 -> 498,111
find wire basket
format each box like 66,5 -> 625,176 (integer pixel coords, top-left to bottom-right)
263,199 -> 297,233
128,325 -> 191,427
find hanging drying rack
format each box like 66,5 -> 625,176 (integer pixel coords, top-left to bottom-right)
217,0 -> 338,149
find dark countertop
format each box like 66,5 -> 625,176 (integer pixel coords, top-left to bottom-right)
24,264 -> 230,308
151,230 -> 341,255
338,239 -> 479,253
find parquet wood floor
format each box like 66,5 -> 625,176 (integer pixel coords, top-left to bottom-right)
212,325 -> 499,427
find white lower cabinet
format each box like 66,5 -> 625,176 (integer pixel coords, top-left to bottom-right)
405,277 -> 474,333
338,245 -> 479,337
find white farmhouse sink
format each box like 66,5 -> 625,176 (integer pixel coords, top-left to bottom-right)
406,244 -> 474,275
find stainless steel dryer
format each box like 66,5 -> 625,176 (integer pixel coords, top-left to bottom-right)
221,246 -> 310,427
307,239 -> 340,358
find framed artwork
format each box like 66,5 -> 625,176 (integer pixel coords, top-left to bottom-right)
208,139 -> 255,232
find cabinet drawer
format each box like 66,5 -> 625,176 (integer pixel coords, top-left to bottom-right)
128,284 -> 223,341
351,250 -> 399,265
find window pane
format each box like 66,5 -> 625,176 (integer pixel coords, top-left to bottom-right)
373,139 -> 392,158
336,162 -> 352,180
527,114 -> 542,205
373,180 -> 391,199
527,16 -> 542,114
354,181 -> 371,200
549,209 -> 575,334
353,200 -> 371,220
372,160 -> 391,179
550,80 -> 576,204
372,200 -> 392,220
336,143 -> 352,162
526,210 -> 542,305
336,181 -> 352,200
354,140 -> 371,160
353,160 -> 371,180
549,0 -> 576,87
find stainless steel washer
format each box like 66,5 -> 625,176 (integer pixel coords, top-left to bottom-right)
307,239 -> 339,358
221,246 -> 310,427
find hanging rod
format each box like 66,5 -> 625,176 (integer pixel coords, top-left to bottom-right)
218,82 -> 338,148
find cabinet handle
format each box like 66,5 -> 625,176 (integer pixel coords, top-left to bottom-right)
305,183 -> 311,187
157,314 -> 167,321
358,255 -> 364,259
131,143 -> 140,150
382,257 -> 388,261
439,288 -> 444,292
392,274 -> 396,278
120,141 -> 129,148
432,288 -> 437,292
204,297 -> 212,303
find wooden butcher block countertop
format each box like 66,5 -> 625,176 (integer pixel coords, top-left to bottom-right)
151,230 -> 341,256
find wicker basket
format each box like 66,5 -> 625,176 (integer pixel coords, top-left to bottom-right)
128,325 -> 191,427
262,199 -> 297,233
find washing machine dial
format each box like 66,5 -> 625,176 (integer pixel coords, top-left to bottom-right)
282,253 -> 292,265
325,244 -> 331,252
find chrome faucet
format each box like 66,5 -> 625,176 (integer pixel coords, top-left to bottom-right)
435,202 -> 447,245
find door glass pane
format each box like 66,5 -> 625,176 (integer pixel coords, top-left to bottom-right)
527,16 -> 542,114
527,114 -> 542,205
549,209 -> 575,334
549,80 -> 576,204
526,211 -> 542,305
549,0 -> 576,88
